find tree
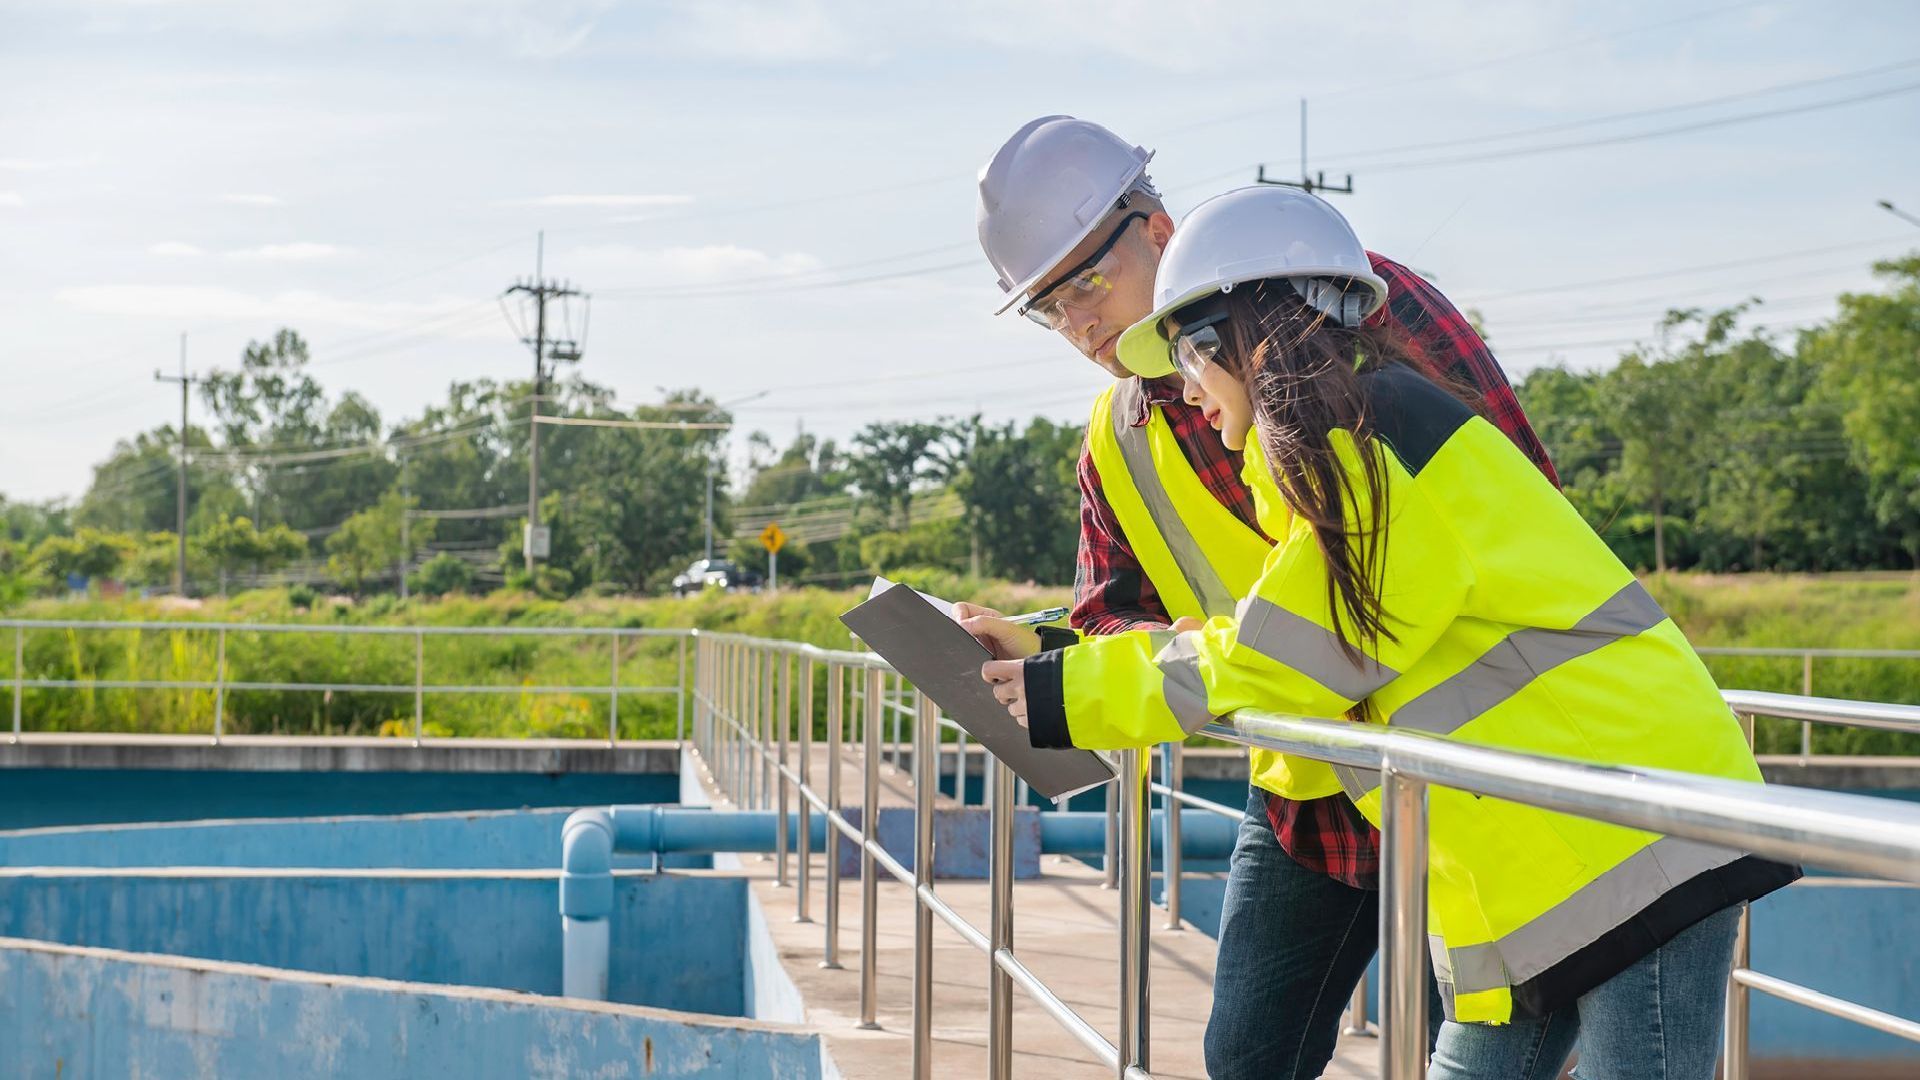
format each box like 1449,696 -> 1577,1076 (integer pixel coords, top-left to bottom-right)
74,424 -> 230,536
1808,255 -> 1920,565
30,528 -> 135,586
194,514 -> 307,596
408,553 -> 474,597
1595,325 -> 1712,574
956,417 -> 1083,583
325,489 -> 433,592
848,421 -> 949,529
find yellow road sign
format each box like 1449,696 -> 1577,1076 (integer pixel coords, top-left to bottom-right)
759,522 -> 788,554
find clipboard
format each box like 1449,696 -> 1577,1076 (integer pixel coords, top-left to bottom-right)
840,584 -> 1116,802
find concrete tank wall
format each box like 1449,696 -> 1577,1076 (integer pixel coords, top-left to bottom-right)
0,937 -> 825,1080
0,869 -> 747,1016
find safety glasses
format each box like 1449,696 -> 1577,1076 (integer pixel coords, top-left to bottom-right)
1019,212 -> 1148,330
1170,310 -> 1231,383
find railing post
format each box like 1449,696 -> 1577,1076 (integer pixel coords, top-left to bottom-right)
1725,901 -> 1752,1080
987,755 -> 1015,1080
1801,652 -> 1814,761
1103,786 -> 1119,890
911,690 -> 937,1078
1117,747 -> 1151,1077
1380,764 -> 1430,1080
607,631 -> 620,746
889,672 -> 903,769
676,632 -> 689,748
1344,973 -> 1372,1037
761,649 -> 776,815
775,651 -> 792,888
1161,741 -> 1183,930
859,665 -> 883,1029
212,626 -> 227,745
1726,708 -> 1756,1080
796,655 -> 815,923
413,629 -> 424,746
822,663 -> 845,968
11,625 -> 21,745
955,727 -> 969,806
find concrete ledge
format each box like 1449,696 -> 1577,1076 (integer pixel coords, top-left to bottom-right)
0,733 -> 681,774
1757,755 -> 1920,791
0,936 -> 826,1080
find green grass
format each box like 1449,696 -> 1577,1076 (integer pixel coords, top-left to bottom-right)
6,573 -> 1915,752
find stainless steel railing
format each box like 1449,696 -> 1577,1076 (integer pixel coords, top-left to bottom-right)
689,629 -> 1920,1080
1,618 -> 689,745
10,618 -> 1920,1076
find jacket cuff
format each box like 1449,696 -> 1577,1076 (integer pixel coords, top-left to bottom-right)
1035,625 -> 1081,653
1023,652 -> 1073,749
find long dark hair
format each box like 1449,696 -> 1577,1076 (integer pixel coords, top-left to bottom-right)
1194,280 -> 1471,661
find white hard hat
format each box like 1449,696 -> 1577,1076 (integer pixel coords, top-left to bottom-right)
1115,185 -> 1389,379
977,116 -> 1154,315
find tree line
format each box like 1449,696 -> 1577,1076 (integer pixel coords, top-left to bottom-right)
2,253 -> 1916,603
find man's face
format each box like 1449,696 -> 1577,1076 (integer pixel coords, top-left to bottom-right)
1026,207 -> 1176,379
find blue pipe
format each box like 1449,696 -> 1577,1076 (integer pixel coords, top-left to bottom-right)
559,804 -> 1238,999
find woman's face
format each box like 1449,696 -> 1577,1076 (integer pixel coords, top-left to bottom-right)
1173,318 -> 1255,451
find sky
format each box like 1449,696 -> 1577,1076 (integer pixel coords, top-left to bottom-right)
3,0 -> 1919,504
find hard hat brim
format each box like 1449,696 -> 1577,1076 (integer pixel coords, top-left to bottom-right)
1114,269 -> 1392,380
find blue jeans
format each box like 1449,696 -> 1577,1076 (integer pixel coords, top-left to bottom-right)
1206,786 -> 1443,1079
1428,904 -> 1741,1080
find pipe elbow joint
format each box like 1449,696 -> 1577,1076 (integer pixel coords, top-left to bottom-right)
560,807 -> 615,920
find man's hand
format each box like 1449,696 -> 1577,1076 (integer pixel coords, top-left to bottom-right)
953,601 -> 1042,661
1169,616 -> 1205,633
981,659 -> 1029,728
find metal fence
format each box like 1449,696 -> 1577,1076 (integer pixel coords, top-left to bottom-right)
2,618 -> 689,745
7,618 -> 1920,1077
688,630 -> 1920,1080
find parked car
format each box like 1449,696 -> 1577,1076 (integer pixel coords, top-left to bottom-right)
670,558 -> 762,596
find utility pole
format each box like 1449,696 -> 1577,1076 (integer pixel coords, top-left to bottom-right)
704,459 -> 716,561
398,452 -> 410,600
504,231 -> 584,574
153,333 -> 203,596
1255,99 -> 1355,196
1881,199 -> 1920,229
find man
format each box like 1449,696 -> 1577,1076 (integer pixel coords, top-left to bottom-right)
962,116 -> 1558,1079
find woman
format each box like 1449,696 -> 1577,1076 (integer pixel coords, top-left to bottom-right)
979,185 -> 1798,1080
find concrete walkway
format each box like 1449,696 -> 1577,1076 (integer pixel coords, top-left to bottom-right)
696,745 -> 1378,1078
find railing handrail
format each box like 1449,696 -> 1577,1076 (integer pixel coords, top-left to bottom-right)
1202,711 -> 1920,882
0,617 -> 690,638
1697,645 -> 1920,660
1723,689 -> 1920,734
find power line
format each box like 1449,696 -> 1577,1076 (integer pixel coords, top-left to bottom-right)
1455,235 -> 1916,304
1321,55 -> 1920,166
1331,78 -> 1920,174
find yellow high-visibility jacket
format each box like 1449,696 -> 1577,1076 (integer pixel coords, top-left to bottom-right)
1025,363 -> 1798,1024
1078,377 -> 1342,800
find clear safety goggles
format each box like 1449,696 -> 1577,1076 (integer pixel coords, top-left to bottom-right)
1170,311 -> 1230,383
1019,211 -> 1147,331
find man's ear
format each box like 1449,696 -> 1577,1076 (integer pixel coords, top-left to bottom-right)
1146,211 -> 1177,253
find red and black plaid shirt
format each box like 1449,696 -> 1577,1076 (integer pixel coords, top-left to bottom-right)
1072,252 -> 1558,888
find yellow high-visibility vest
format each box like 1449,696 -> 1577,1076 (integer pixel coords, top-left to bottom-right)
1084,378 -> 1343,801
1045,364 -> 1797,1023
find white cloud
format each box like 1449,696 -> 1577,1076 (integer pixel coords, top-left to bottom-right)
148,241 -> 205,257
54,284 -> 485,333
0,192 -> 22,208
565,242 -> 823,282
220,193 -> 283,207
510,194 -> 695,208
0,158 -> 74,172
227,242 -> 344,261
652,0 -> 857,62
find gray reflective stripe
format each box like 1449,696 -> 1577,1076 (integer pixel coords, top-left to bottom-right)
1442,835 -> 1746,996
1238,594 -> 1399,701
1335,764 -> 1380,801
1393,581 -> 1668,737
1153,632 -> 1218,736
1109,379 -> 1237,618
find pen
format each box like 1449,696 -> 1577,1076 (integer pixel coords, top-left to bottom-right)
1002,606 -> 1069,627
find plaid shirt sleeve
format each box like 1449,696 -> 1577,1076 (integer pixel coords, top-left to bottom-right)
1367,252 -> 1560,487
1071,445 -> 1173,636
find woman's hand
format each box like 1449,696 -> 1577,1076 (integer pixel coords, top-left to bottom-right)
980,658 -> 1028,728
954,601 -> 1042,661
1169,616 -> 1205,633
